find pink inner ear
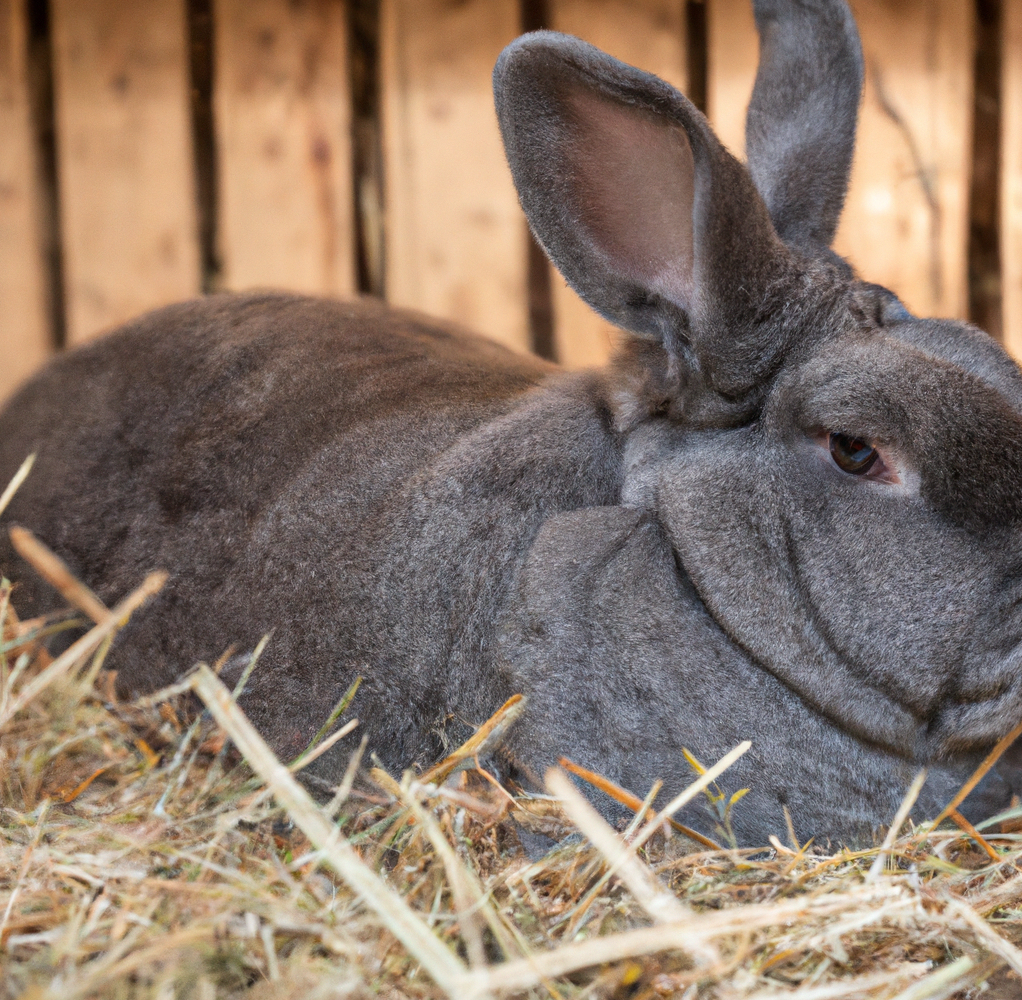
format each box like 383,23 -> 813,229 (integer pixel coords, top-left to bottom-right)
566,89 -> 696,309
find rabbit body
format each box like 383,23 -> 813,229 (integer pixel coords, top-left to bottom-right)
3,0 -> 1022,845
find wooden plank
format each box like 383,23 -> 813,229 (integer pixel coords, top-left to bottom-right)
1003,0 -> 1022,361
0,0 -> 50,402
706,0 -> 974,321
547,0 -> 688,368
381,0 -> 528,353
706,0 -> 755,158
213,0 -> 356,297
838,0 -> 973,320
50,0 -> 199,345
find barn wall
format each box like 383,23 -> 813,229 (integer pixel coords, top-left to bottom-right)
0,0 -> 1017,403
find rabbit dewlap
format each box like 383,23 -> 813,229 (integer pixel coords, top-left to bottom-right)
2,0 -> 1022,846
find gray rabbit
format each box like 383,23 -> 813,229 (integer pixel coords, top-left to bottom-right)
2,0 -> 1022,846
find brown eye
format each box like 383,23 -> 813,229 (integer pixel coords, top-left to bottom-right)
829,432 -> 878,475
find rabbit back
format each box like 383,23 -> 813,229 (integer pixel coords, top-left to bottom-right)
0,291 -> 583,763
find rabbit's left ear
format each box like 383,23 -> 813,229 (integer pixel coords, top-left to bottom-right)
494,31 -> 797,399
746,0 -> 863,255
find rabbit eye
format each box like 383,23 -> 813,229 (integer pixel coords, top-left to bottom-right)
829,432 -> 878,475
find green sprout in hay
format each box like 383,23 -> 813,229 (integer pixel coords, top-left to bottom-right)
682,747 -> 749,849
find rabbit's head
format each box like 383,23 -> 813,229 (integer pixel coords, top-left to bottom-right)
494,1 -> 1022,763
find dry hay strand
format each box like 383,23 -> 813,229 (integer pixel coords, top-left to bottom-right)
3,479 -> 1022,997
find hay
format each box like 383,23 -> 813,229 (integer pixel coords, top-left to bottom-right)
3,503 -> 1022,998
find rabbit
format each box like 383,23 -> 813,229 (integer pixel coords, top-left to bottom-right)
3,0 -> 1022,848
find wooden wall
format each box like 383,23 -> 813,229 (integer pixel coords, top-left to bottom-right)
0,0 -> 49,397
1005,0 -> 1022,357
49,0 -> 201,346
0,0 -> 1019,404
381,0 -> 528,353
214,0 -> 356,298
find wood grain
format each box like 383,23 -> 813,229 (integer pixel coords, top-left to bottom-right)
547,0 -> 688,368
50,0 -> 199,344
706,0 -> 974,320
214,0 -> 356,297
0,0 -> 50,401
380,0 -> 528,353
1003,0 -> 1022,360
706,0 -> 755,158
839,0 -> 973,320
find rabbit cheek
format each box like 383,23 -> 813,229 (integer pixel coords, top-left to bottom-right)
654,440 -> 926,756
930,666 -> 1022,755
790,500 -> 982,708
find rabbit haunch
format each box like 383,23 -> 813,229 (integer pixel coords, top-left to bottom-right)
3,0 -> 1022,845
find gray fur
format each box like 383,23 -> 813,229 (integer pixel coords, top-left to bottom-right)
746,0 -> 863,254
2,1 -> 1021,846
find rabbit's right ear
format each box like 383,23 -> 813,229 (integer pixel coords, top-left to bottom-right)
493,32 -> 799,402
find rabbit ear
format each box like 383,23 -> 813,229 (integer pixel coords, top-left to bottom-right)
746,0 -> 863,253
494,31 -> 797,396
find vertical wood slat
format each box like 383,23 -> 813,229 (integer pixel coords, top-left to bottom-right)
705,0 -> 755,158
213,0 -> 356,297
381,0 -> 529,354
707,0 -> 975,322
50,0 -> 200,345
0,0 -> 50,402
1003,1 -> 1022,360
547,0 -> 688,369
840,0 -> 973,321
